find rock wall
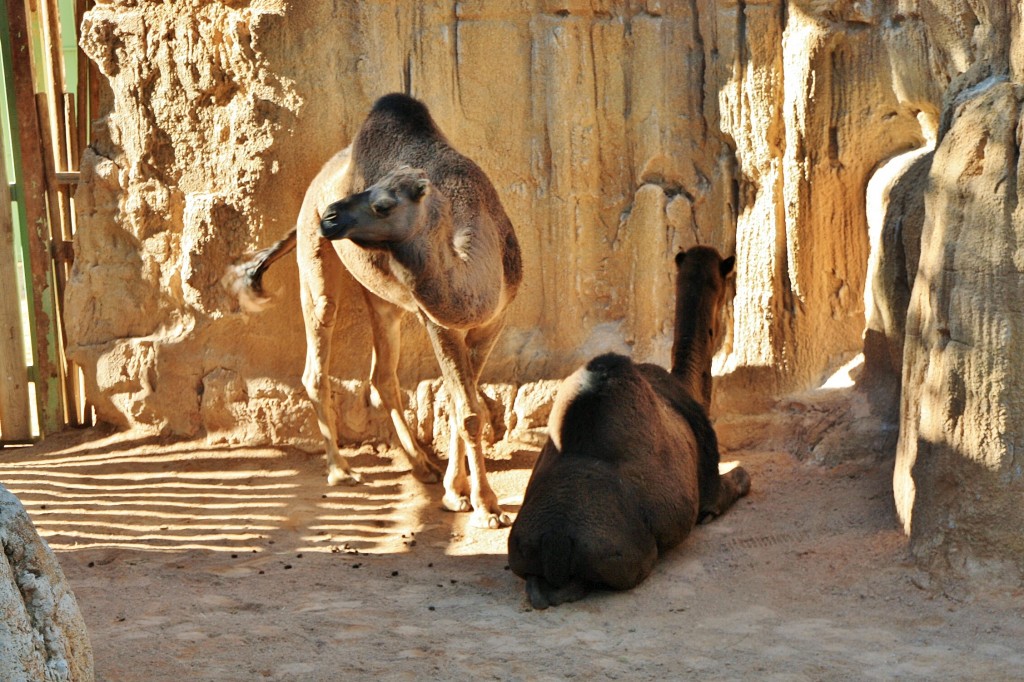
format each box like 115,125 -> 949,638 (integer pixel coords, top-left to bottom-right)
0,485 -> 93,681
68,1 -> 1024,579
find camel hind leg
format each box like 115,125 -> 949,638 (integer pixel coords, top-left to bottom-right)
361,290 -> 443,484
299,237 -> 360,486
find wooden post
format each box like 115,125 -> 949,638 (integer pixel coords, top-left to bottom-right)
75,0 -> 91,158
0,133 -> 32,441
34,93 -> 71,425
4,0 -> 62,435
39,0 -> 69,173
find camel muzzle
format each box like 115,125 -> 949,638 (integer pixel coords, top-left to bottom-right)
320,206 -> 354,240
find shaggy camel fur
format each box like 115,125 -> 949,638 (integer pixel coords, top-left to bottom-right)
507,247 -> 750,607
232,94 -> 522,529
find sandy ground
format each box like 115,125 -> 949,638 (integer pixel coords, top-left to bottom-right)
2,386 -> 1023,681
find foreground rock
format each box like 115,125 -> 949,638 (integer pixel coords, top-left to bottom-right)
0,484 -> 93,681
895,73 -> 1024,583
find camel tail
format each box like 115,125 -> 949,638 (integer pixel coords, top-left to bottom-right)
524,532 -> 588,609
223,229 -> 298,312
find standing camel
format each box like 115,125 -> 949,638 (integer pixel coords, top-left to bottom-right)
507,246 -> 750,607
230,94 -> 522,529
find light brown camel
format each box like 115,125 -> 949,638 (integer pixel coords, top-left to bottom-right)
507,246 -> 750,607
230,94 -> 522,529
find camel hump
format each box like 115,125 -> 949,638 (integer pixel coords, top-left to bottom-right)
548,352 -> 654,457
367,93 -> 442,140
581,352 -> 634,385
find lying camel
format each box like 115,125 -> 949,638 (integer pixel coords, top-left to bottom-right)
230,94 -> 522,529
507,246 -> 750,607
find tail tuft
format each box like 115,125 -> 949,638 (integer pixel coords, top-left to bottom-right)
526,576 -> 551,610
221,261 -> 273,312
221,229 -> 297,313
525,575 -> 587,610
520,530 -> 589,609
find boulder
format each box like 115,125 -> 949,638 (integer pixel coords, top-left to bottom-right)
895,75 -> 1024,581
0,485 -> 93,681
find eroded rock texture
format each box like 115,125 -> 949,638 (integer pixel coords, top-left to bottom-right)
0,485 -> 93,681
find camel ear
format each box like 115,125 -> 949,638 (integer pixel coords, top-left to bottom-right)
720,255 -> 735,277
675,250 -> 686,266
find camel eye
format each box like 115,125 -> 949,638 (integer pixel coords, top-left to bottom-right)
370,195 -> 396,217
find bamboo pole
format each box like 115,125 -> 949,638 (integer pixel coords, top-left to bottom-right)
35,0 -> 83,428
0,133 -> 32,441
4,0 -> 61,435
61,90 -> 87,426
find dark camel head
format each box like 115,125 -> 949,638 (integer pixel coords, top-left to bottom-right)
671,246 -> 735,406
673,246 -> 735,352
320,166 -> 431,245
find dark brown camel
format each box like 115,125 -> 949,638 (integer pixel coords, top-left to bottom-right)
507,246 -> 750,607
229,94 -> 522,529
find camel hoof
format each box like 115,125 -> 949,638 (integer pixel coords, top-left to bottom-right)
469,508 -> 512,529
327,468 -> 362,486
442,492 -> 472,513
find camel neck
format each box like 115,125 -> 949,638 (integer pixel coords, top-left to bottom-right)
670,288 -> 716,409
388,192 -> 456,268
387,192 -> 494,322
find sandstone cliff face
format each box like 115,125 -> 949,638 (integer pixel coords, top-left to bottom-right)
68,2 -> 1024,579
70,1 -> 922,438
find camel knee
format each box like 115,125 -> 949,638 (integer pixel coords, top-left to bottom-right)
368,373 -> 402,409
460,413 -> 482,441
309,294 -> 337,326
302,364 -> 329,404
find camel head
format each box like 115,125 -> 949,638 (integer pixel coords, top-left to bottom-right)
673,246 -> 736,353
320,166 -> 432,245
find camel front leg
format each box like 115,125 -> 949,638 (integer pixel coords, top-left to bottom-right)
438,318 -> 506,513
362,291 -> 443,483
424,319 -> 510,529
442,409 -> 471,512
698,467 -> 752,523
